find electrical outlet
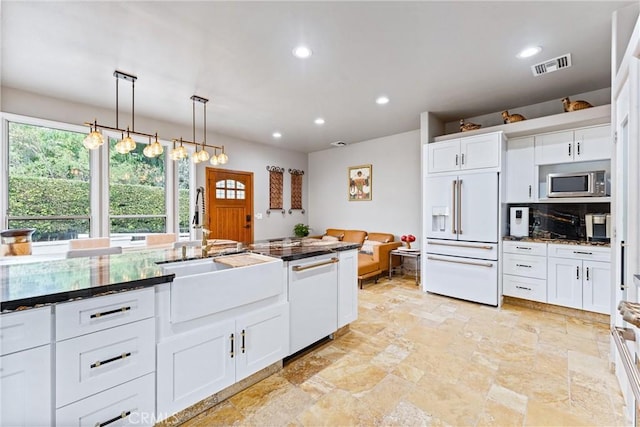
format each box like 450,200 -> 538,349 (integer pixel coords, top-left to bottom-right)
255,213 -> 263,220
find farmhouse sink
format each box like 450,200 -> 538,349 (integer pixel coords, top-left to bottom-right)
162,253 -> 284,323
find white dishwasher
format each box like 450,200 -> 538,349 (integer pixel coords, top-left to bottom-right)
288,254 -> 339,355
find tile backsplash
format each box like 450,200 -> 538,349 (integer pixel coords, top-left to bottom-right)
508,203 -> 610,241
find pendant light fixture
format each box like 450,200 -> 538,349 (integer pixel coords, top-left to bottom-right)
172,95 -> 228,165
84,70 -> 163,157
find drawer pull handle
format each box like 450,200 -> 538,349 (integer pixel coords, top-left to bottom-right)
427,256 -> 493,268
515,264 -> 532,268
90,306 -> 131,319
515,285 -> 532,291
573,251 -> 593,255
91,352 -> 131,369
576,266 -> 580,280
230,333 -> 235,358
241,329 -> 246,353
515,246 -> 532,250
429,241 -> 493,250
95,410 -> 131,427
292,257 -> 339,272
586,267 -> 590,281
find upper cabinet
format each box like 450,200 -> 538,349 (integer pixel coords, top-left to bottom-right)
505,136 -> 535,203
427,132 -> 502,174
534,125 -> 612,165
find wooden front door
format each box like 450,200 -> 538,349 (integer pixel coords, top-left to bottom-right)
206,168 -> 254,243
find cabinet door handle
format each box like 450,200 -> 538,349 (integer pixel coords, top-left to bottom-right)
461,153 -> 465,165
91,352 -> 131,369
576,266 -> 580,280
90,306 -> 131,319
230,333 -> 235,358
455,154 -> 459,166
95,410 -> 132,427
516,285 -> 532,291
516,264 -> 532,268
528,185 -> 532,198
427,256 -> 493,268
586,267 -> 590,281
577,141 -> 581,155
241,329 -> 246,354
621,240 -> 626,290
568,142 -> 572,157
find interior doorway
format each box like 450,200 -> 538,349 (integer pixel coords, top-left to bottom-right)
205,168 -> 254,244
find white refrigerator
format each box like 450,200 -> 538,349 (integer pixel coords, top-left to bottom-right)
424,171 -> 499,306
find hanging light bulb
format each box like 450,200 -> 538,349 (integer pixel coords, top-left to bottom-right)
83,121 -> 104,150
143,137 -> 154,158
217,148 -> 228,165
197,144 -> 210,162
192,146 -> 201,164
150,133 -> 163,157
209,152 -> 219,165
115,132 -> 128,154
117,128 -> 136,154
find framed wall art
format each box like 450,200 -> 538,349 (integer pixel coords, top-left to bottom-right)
348,164 -> 372,201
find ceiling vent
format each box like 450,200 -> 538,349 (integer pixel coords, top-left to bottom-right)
330,140 -> 347,147
531,53 -> 572,76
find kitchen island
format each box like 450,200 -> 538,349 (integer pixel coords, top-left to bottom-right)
0,239 -> 360,426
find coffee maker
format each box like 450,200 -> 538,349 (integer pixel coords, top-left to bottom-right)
585,213 -> 611,242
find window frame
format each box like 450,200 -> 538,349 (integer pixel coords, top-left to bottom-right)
1,112 -> 193,251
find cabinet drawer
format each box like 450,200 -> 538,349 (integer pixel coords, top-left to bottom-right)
56,373 -> 155,427
503,253 -> 546,279
0,306 -> 51,356
56,288 -> 154,341
503,241 -> 546,256
503,275 -> 547,303
56,317 -> 155,408
547,244 -> 610,262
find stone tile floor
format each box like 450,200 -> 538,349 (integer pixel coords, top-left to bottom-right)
182,276 -> 627,426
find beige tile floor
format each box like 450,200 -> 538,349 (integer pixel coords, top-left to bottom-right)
182,276 -> 627,426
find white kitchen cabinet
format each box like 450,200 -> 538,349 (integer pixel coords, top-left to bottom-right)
56,373 -> 155,427
505,136 -> 536,202
337,249 -> 358,328
157,302 -> 288,417
547,244 -> 611,314
0,306 -> 52,427
502,241 -> 547,303
427,132 -> 502,174
1,345 -> 52,427
534,125 -> 611,165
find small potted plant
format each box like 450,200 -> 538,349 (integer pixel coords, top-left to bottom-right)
401,234 -> 416,249
293,223 -> 310,238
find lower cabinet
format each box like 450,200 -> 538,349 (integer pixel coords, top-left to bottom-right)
1,345 -> 52,426
157,302 -> 289,417
548,257 -> 611,314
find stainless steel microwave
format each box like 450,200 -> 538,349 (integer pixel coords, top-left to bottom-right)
547,170 -> 607,198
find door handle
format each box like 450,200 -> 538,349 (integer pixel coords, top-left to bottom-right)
457,179 -> 463,235
292,257 -> 339,272
621,240 -> 626,291
576,266 -> 580,280
568,143 -> 572,157
427,256 -> 493,268
455,154 -> 459,166
461,153 -> 465,165
577,141 -> 581,155
586,267 -> 590,281
528,185 -> 532,198
451,180 -> 457,234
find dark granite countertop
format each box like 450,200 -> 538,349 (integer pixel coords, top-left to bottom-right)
248,237 -> 360,261
0,239 -> 361,312
503,236 -> 611,247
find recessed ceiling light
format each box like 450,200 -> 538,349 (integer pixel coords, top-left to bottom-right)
314,118 -> 325,125
272,132 -> 282,139
516,46 -> 542,59
375,96 -> 390,105
292,46 -> 312,59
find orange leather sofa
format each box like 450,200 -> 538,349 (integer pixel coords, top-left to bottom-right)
323,228 -> 402,288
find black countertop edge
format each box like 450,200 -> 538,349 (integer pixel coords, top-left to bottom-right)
277,249 -> 334,262
1,274 -> 174,313
502,236 -> 611,247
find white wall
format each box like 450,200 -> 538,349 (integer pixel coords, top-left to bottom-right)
1,87 -> 308,241
308,130 -> 421,245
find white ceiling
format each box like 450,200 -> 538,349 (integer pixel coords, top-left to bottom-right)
1,1 -> 632,153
